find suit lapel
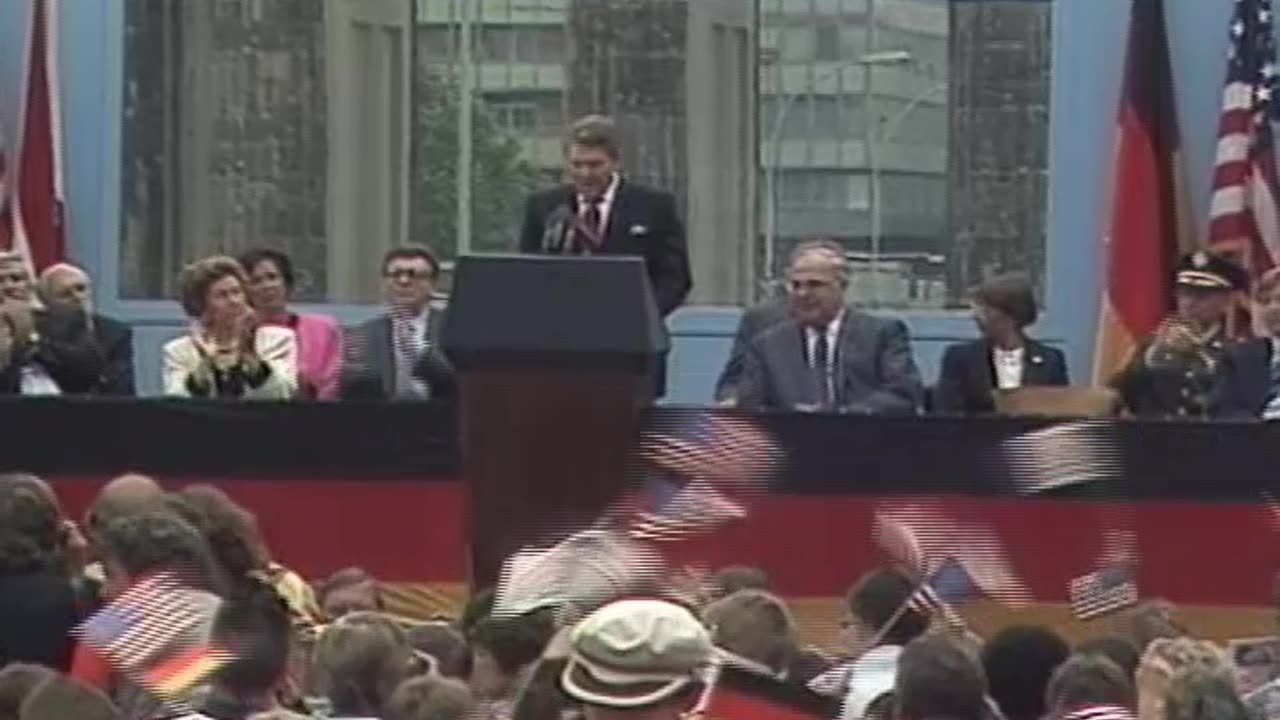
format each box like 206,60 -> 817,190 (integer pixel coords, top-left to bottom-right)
375,316 -> 395,395
1021,340 -> 1049,385
972,340 -> 996,395
603,179 -> 630,250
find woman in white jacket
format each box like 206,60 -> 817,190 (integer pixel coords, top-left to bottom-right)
163,256 -> 297,400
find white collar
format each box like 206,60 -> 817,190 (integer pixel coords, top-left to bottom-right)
578,173 -> 621,209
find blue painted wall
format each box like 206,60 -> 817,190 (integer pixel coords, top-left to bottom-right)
0,0 -> 1245,403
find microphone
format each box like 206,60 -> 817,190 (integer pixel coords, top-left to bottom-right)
542,203 -> 573,252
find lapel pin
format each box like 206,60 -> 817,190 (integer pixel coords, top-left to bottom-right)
1030,354 -> 1043,364
630,224 -> 648,235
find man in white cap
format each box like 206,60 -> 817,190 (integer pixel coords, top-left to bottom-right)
561,599 -> 712,720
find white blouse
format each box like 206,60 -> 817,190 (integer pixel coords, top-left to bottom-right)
992,346 -> 1025,390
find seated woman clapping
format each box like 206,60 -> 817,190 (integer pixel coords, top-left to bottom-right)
162,256 -> 298,400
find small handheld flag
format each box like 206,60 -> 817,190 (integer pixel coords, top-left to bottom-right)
1068,564 -> 1139,621
74,572 -> 229,703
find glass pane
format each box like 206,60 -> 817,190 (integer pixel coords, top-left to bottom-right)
121,0 -> 332,301
758,0 -> 1052,309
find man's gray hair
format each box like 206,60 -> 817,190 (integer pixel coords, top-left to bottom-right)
788,239 -> 850,285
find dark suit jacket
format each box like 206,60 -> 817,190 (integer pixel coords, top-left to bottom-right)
1211,338 -> 1273,419
0,572 -> 80,670
0,312 -> 134,396
715,297 -> 790,402
35,312 -> 135,395
518,179 -> 692,317
934,338 -> 1069,415
736,308 -> 923,415
338,310 -> 456,400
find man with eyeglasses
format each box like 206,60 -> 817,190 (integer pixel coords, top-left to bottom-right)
339,246 -> 455,400
734,240 -> 922,414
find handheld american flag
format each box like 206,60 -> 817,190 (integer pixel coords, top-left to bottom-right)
873,502 -> 1029,607
75,572 -> 229,702
1068,564 -> 1139,621
1209,0 -> 1280,332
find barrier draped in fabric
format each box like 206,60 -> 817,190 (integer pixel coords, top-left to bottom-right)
5,400 -> 1277,641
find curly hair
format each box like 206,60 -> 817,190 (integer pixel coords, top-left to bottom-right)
1163,668 -> 1249,720
1137,638 -> 1229,720
176,256 -> 247,319
175,485 -> 268,588
0,477 -> 62,575
97,511 -> 223,594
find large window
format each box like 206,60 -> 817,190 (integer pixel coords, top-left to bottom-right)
119,0 -> 1048,309
759,0 -> 1051,309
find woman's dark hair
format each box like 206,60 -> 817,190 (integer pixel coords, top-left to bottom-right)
981,624 -> 1070,720
973,273 -> 1038,328
210,578 -> 294,697
0,478 -> 62,575
511,658 -> 577,720
846,567 -> 929,647
469,612 -> 555,677
174,485 -> 267,590
97,511 -> 224,595
239,248 -> 296,290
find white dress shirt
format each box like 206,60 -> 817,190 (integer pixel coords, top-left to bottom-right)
804,310 -> 844,370
804,311 -> 844,406
992,345 -> 1025,390
575,173 -> 621,245
1264,338 -> 1280,420
19,364 -> 61,396
392,304 -> 433,398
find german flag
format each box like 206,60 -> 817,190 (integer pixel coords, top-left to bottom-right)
1092,0 -> 1194,384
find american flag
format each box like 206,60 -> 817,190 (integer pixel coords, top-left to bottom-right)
1209,0 -> 1280,288
873,502 -> 1030,607
1068,564 -> 1139,621
905,557 -> 977,627
75,573 -> 213,668
75,572 -> 229,703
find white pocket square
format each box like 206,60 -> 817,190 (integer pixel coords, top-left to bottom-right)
630,224 -> 649,236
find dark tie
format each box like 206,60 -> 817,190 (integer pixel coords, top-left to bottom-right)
575,200 -> 603,252
813,330 -> 835,408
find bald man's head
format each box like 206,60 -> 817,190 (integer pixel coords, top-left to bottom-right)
87,474 -> 164,538
37,263 -> 91,313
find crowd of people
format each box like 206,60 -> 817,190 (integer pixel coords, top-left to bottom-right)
0,471 -> 1274,720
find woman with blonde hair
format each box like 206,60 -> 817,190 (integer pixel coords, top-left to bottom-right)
162,256 -> 297,399
1135,638 -> 1230,720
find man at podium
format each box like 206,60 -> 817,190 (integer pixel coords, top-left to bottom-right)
518,115 -> 691,319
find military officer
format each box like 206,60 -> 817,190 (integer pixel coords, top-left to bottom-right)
1111,251 -> 1249,418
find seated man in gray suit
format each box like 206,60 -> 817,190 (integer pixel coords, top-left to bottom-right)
735,240 -> 923,414
714,294 -> 788,403
340,246 -> 455,400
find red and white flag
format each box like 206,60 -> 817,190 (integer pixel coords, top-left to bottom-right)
3,0 -> 66,274
1208,0 -> 1280,333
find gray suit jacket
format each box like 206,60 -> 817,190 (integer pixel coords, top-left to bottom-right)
339,310 -> 455,400
715,297 -> 790,402
736,308 -> 923,415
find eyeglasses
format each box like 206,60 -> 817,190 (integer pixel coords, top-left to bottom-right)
788,278 -> 837,292
384,268 -> 434,281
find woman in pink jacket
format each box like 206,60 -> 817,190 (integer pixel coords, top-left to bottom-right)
239,249 -> 342,399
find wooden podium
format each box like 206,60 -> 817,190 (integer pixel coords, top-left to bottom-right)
441,255 -> 668,587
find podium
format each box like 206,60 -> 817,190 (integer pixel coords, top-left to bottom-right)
441,255 -> 668,587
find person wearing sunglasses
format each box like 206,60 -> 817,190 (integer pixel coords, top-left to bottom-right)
339,246 -> 455,401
